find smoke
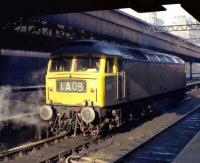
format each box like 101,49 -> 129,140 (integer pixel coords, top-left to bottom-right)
0,86 -> 45,129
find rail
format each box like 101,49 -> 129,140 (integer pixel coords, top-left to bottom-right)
0,133 -> 100,163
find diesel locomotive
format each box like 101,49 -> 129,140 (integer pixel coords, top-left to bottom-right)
39,40 -> 186,135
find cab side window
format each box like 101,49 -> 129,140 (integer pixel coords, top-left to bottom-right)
105,58 -> 114,73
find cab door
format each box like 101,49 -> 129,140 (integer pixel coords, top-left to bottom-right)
117,58 -> 126,100
104,57 -> 116,106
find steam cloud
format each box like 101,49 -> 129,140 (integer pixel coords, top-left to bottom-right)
0,85 -> 45,129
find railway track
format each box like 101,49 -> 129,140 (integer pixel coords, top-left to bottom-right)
0,108 -> 199,163
0,132 -> 101,163
0,84 -> 200,163
114,104 -> 200,163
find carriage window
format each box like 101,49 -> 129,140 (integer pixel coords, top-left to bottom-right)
75,57 -> 100,72
105,58 -> 114,73
118,59 -> 123,72
50,57 -> 72,72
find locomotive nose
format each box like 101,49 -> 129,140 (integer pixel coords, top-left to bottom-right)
39,105 -> 53,120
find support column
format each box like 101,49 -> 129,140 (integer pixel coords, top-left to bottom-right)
190,62 -> 193,80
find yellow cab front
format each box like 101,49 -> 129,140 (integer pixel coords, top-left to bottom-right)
46,54 -> 107,108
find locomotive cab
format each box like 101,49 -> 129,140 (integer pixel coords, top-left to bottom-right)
45,54 -> 120,107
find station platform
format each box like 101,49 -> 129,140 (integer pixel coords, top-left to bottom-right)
186,80 -> 200,91
187,79 -> 200,86
174,131 -> 200,163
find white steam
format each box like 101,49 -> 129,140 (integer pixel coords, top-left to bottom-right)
0,86 -> 45,129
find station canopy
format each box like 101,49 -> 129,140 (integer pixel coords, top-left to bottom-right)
0,1 -> 200,22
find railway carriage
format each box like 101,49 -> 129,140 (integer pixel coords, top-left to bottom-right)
39,40 -> 186,135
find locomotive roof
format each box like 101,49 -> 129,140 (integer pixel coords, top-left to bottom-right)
54,40 -> 184,64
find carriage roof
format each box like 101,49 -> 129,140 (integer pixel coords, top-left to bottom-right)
53,40 -> 184,64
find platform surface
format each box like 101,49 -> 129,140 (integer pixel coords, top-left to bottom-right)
174,131 -> 200,163
186,79 -> 200,86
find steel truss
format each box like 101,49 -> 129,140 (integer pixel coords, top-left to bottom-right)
149,24 -> 200,33
185,38 -> 200,43
147,24 -> 200,45
1,17 -> 200,62
0,17 -> 131,46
